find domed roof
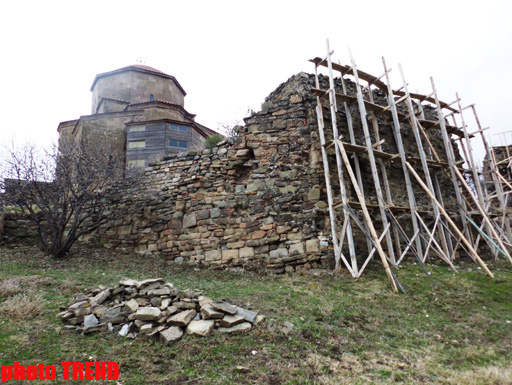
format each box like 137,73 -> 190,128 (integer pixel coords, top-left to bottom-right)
90,64 -> 186,95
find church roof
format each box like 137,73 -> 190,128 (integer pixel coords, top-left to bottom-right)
90,64 -> 186,95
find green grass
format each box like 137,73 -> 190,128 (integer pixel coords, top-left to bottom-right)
0,245 -> 511,384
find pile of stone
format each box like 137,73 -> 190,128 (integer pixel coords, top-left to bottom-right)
57,278 -> 265,345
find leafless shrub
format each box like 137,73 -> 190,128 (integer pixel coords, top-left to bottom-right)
1,140 -> 140,257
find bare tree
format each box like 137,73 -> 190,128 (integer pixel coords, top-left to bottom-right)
1,141 -> 138,257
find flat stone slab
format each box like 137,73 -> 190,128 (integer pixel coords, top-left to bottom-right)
220,314 -> 245,328
186,320 -> 215,337
136,278 -> 165,289
160,326 -> 183,345
200,304 -> 224,319
211,301 -> 237,315
119,278 -> 139,287
218,322 -> 252,334
236,307 -> 258,324
133,307 -> 162,321
168,309 -> 196,327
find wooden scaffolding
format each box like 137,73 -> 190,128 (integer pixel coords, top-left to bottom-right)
311,40 -> 511,291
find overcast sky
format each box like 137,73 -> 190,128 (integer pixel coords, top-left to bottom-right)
1,0 -> 511,165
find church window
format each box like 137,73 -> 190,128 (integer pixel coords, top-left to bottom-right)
128,140 -> 146,149
170,123 -> 189,132
170,139 -> 188,149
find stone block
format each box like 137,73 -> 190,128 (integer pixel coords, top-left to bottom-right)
306,239 -> 320,253
222,249 -> 238,260
186,320 -> 215,337
239,247 -> 254,258
183,213 -> 197,229
160,326 -> 183,345
196,209 -> 210,220
205,249 -> 221,261
308,188 -> 321,201
251,230 -> 267,240
289,243 -> 304,256
269,248 -> 288,259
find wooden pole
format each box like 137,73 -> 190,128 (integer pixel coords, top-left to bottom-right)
349,49 -> 397,266
338,139 -> 398,291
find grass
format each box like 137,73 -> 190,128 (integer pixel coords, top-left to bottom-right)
0,245 -> 511,384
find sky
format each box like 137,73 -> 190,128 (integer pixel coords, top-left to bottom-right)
1,0 -> 511,166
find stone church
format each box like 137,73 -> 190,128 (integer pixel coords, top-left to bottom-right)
57,65 -> 218,167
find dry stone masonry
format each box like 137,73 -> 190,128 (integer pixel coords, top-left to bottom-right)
58,278 -> 265,344
3,72 -> 462,272
85,72 -> 460,271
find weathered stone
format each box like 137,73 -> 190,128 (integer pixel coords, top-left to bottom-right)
136,278 -> 165,289
211,301 -> 237,315
123,299 -> 139,313
133,307 -> 162,321
83,314 -> 99,330
205,249 -> 221,261
269,248 -> 288,259
200,304 -> 224,319
147,287 -> 171,296
254,314 -> 266,326
183,213 -> 197,229
289,243 -> 304,255
168,309 -> 196,327
90,289 -> 111,306
306,239 -> 320,253
160,298 -> 172,310
196,209 -> 210,220
120,278 -> 140,287
236,307 -> 259,324
222,249 -> 238,260
198,296 -> 213,307
218,322 -> 252,334
239,247 -> 254,258
308,188 -> 321,201
220,314 -> 245,328
150,297 -> 162,307
140,323 -> 154,334
118,324 -> 130,337
160,326 -> 183,345
186,320 -> 215,337
175,302 -> 197,310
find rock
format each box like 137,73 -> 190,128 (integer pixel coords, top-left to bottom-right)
147,287 -> 171,296
72,307 -> 91,317
83,314 -> 99,330
160,327 -> 183,345
211,301 -> 237,315
118,324 -> 130,337
281,321 -> 294,335
220,314 -> 245,328
175,302 -> 197,310
140,324 -> 154,334
160,298 -> 172,310
69,300 -> 89,310
150,297 -> 162,307
119,278 -> 139,287
198,296 -> 213,307
90,289 -> 111,306
236,307 -> 258,324
186,320 -> 215,337
133,307 -> 162,321
168,309 -> 196,327
123,299 -> 139,313
254,314 -> 266,326
183,213 -> 197,229
140,282 -> 163,295
201,304 -> 224,319
218,322 -> 252,334
136,278 -> 165,289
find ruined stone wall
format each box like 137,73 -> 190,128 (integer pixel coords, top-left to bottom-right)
4,72 -> 463,271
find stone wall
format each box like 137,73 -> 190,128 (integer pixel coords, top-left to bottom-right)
4,72 -> 463,272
